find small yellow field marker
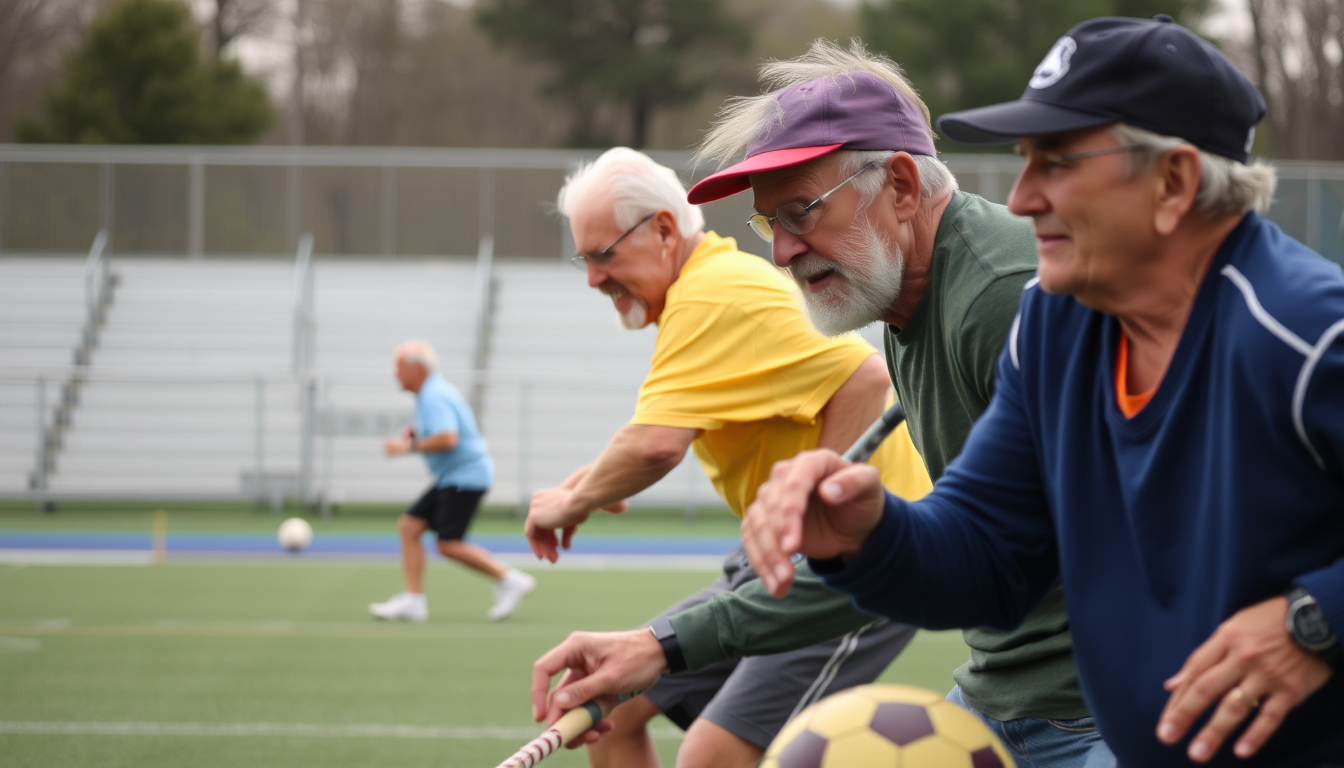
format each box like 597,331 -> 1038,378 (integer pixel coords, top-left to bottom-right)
152,510 -> 167,563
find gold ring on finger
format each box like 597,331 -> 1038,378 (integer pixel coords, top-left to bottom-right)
1230,686 -> 1260,710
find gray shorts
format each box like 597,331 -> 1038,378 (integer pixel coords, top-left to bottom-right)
641,546 -> 917,749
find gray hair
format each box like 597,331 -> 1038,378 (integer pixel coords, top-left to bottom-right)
395,340 -> 437,371
557,147 -> 704,237
836,150 -> 959,208
695,38 -> 955,197
1110,124 -> 1276,218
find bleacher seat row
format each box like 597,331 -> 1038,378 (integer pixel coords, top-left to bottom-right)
2,255 -> 741,507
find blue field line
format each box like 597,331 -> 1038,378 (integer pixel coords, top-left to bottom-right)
0,531 -> 739,557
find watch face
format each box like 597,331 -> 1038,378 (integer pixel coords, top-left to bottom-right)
1292,601 -> 1334,647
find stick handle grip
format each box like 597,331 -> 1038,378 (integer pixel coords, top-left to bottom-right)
493,700 -> 607,768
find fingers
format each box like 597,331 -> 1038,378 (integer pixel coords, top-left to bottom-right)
601,500 -> 629,514
1181,682 -> 1267,762
743,452 -> 838,596
561,524 -> 576,551
743,450 -> 883,596
531,643 -> 572,722
1233,694 -> 1292,759
1158,596 -> 1335,762
1158,638 -> 1238,749
524,519 -> 560,562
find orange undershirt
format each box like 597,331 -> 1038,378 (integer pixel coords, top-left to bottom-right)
1116,334 -> 1156,418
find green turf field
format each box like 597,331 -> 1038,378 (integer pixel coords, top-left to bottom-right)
0,507 -> 971,768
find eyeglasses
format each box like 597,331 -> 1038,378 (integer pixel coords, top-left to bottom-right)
1020,143 -> 1145,167
747,162 -> 882,243
569,212 -> 656,270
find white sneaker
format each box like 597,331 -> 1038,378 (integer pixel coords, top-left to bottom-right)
488,571 -> 535,621
369,592 -> 428,622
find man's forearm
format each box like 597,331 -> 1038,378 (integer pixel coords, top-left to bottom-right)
569,424 -> 692,510
668,563 -> 881,670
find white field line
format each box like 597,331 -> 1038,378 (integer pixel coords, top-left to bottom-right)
0,549 -> 152,565
0,620 -> 567,640
0,721 -> 684,741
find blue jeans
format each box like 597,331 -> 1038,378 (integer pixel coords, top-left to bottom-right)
947,685 -> 1116,768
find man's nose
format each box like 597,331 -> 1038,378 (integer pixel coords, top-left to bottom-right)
771,224 -> 807,268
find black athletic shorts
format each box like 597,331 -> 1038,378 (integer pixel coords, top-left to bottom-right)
405,486 -> 486,541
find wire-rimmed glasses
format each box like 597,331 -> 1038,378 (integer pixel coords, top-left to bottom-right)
569,212 -> 656,270
746,162 -> 882,243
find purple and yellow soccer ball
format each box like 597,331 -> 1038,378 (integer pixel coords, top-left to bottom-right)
761,684 -> 1013,768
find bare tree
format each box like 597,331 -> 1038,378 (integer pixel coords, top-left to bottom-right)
0,0 -> 95,142
1244,0 -> 1344,159
206,0 -> 274,59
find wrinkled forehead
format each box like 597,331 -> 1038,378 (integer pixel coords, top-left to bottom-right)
569,195 -> 622,243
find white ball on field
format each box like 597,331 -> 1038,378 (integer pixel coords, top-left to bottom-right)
277,517 -> 313,552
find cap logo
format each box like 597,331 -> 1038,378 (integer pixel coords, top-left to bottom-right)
1029,37 -> 1077,89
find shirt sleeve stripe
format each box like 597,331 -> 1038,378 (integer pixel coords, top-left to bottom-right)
1221,265 -> 1313,356
1292,317 -> 1344,471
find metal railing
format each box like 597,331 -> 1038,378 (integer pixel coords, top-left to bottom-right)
0,144 -> 1339,263
290,232 -> 315,374
2,369 -> 718,512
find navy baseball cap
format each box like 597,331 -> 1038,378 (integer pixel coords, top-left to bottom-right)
937,16 -> 1266,163
688,72 -> 936,204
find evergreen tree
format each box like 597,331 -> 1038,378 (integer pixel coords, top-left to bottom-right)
476,0 -> 751,148
860,0 -> 1208,134
16,0 -> 272,144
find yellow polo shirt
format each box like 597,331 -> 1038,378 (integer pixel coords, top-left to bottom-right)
632,232 -> 931,518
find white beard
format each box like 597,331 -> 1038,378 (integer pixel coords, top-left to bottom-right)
792,219 -> 904,336
619,300 -> 648,330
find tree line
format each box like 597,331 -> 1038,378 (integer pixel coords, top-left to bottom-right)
0,0 -> 1339,160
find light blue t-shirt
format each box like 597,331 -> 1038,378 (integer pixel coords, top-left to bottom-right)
416,373 -> 493,491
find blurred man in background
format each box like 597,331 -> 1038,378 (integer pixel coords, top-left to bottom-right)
525,147 -> 931,768
370,340 -> 534,622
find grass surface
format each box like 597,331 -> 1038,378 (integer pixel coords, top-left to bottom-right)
0,507 -> 971,768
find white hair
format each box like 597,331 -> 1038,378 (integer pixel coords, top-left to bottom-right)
395,340 -> 437,371
557,147 -> 704,237
836,150 -> 959,208
1110,124 -> 1276,218
695,38 -> 956,197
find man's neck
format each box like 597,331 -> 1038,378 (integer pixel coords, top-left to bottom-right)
1106,216 -> 1242,393
880,190 -> 954,330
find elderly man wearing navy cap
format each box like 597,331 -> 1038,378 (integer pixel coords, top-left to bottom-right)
742,16 -> 1343,767
529,39 -> 1116,768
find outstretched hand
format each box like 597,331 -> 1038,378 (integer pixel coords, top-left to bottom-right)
1157,596 -> 1334,762
524,487 -> 628,562
741,449 -> 887,597
530,629 -> 667,746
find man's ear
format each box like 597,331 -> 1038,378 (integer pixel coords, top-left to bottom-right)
886,153 -> 923,223
651,209 -> 678,243
1153,146 -> 1201,236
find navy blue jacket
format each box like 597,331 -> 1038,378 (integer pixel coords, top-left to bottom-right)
817,214 -> 1344,766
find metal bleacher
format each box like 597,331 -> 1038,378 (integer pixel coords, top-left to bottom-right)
0,257 -> 86,493
50,259 -> 297,496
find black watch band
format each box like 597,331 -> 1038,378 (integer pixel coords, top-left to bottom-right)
649,616 -> 688,674
1285,585 -> 1341,669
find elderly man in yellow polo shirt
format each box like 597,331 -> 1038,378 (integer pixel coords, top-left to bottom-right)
523,147 -> 931,768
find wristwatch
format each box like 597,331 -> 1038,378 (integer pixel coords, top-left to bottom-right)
649,616 -> 688,674
1284,585 -> 1342,669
